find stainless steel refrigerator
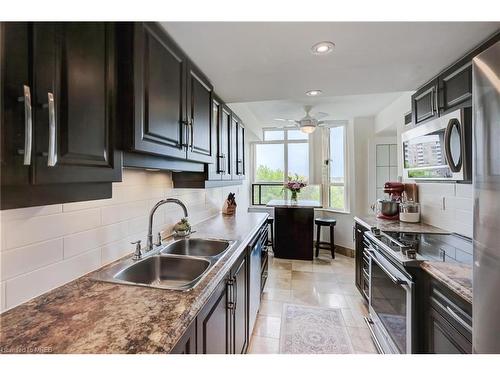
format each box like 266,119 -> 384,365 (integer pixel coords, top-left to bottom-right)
472,40 -> 500,353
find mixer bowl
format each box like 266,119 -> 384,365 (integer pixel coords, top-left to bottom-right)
378,199 -> 400,217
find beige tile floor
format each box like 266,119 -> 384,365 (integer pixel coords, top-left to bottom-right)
247,249 -> 378,354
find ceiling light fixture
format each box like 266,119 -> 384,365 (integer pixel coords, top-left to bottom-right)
305,89 -> 322,97
300,124 -> 316,134
311,41 -> 335,55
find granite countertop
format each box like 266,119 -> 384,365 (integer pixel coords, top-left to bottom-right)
420,262 -> 472,304
0,211 -> 268,354
267,199 -> 322,208
354,215 -> 449,234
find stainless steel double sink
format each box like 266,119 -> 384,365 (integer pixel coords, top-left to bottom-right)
94,238 -> 235,291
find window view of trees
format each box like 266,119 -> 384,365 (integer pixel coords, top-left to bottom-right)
252,126 -> 346,209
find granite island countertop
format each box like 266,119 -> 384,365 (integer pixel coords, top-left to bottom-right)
0,211 -> 268,354
354,215 -> 449,234
420,261 -> 472,304
267,199 -> 322,208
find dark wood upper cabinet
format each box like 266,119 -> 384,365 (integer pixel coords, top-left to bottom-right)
235,117 -> 245,178
220,105 -> 232,180
186,63 -> 213,163
1,22 -> 121,210
411,79 -> 439,126
32,22 -> 121,184
439,62 -> 472,115
117,22 -> 187,160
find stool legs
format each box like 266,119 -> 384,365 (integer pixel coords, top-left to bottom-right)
330,225 -> 335,259
315,224 -> 321,257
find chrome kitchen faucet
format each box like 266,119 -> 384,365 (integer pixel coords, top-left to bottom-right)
131,198 -> 189,260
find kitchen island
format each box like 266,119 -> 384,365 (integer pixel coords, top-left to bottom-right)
267,199 -> 322,260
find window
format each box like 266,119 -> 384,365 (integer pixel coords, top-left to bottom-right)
252,128 -> 320,205
326,126 -> 347,211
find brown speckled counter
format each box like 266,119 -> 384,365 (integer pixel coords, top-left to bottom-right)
0,211 -> 268,354
354,215 -> 449,234
420,262 -> 472,304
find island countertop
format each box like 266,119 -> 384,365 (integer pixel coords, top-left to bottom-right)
267,199 -> 322,208
354,215 -> 449,234
0,211 -> 268,354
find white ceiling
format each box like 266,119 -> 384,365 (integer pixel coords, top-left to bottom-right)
228,92 -> 409,136
161,22 -> 499,103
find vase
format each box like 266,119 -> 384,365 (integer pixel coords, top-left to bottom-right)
290,190 -> 298,202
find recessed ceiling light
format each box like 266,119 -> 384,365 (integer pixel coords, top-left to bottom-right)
311,41 -> 335,55
305,90 -> 322,97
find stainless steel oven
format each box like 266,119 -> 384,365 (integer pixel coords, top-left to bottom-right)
365,239 -> 414,354
402,108 -> 471,181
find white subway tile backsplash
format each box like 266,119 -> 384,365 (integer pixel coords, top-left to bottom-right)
1,239 -> 63,280
63,221 -> 129,259
0,204 -> 62,221
0,281 -> 5,312
5,248 -> 101,310
101,238 -> 132,265
2,208 -> 101,250
101,201 -> 147,225
418,182 -> 473,238
0,167 -> 250,312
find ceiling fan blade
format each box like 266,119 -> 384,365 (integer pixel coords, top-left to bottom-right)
274,118 -> 297,123
314,111 -> 329,119
318,120 -> 339,126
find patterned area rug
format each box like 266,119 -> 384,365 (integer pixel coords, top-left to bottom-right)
279,303 -> 354,354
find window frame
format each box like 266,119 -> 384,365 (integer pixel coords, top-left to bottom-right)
253,127 -> 309,184
322,122 -> 349,213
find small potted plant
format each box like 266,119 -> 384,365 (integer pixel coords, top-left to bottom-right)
283,175 -> 307,202
173,217 -> 191,237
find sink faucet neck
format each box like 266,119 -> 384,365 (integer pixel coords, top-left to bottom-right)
146,198 -> 189,252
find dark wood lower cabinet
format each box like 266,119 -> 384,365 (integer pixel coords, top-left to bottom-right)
424,277 -> 472,354
354,223 -> 367,299
171,320 -> 197,354
196,275 -> 230,354
174,224 -> 263,354
231,252 -> 248,354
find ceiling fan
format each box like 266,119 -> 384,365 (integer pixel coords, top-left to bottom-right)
273,105 -> 338,134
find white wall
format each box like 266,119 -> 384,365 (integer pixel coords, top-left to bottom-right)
0,168 -> 251,313
373,91 -> 473,237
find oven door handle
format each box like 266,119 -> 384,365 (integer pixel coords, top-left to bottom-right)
369,251 -> 407,285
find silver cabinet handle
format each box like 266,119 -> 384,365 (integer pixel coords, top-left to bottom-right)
47,92 -> 57,167
22,85 -> 33,165
189,119 -> 194,150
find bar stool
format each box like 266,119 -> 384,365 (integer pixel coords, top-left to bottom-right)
314,218 -> 336,258
267,217 -> 274,251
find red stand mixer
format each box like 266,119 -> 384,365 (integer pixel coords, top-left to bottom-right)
374,182 -> 405,220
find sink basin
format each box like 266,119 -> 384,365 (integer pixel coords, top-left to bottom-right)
161,238 -> 230,258
113,255 -> 210,290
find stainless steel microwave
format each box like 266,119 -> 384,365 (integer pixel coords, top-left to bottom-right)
402,108 -> 472,181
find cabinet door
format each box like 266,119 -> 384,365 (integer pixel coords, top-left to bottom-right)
207,96 -> 222,180
428,307 -> 471,354
130,23 -> 187,159
236,122 -> 245,178
171,320 -> 196,354
411,79 -> 439,126
32,22 -> 122,184
1,22 -> 32,189
186,63 -> 213,163
232,253 -> 248,354
354,224 -> 365,295
197,275 -> 230,354
220,105 -> 232,180
439,63 -> 472,114
229,116 -> 238,180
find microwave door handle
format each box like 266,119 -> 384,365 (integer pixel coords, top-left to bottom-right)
444,118 -> 461,173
